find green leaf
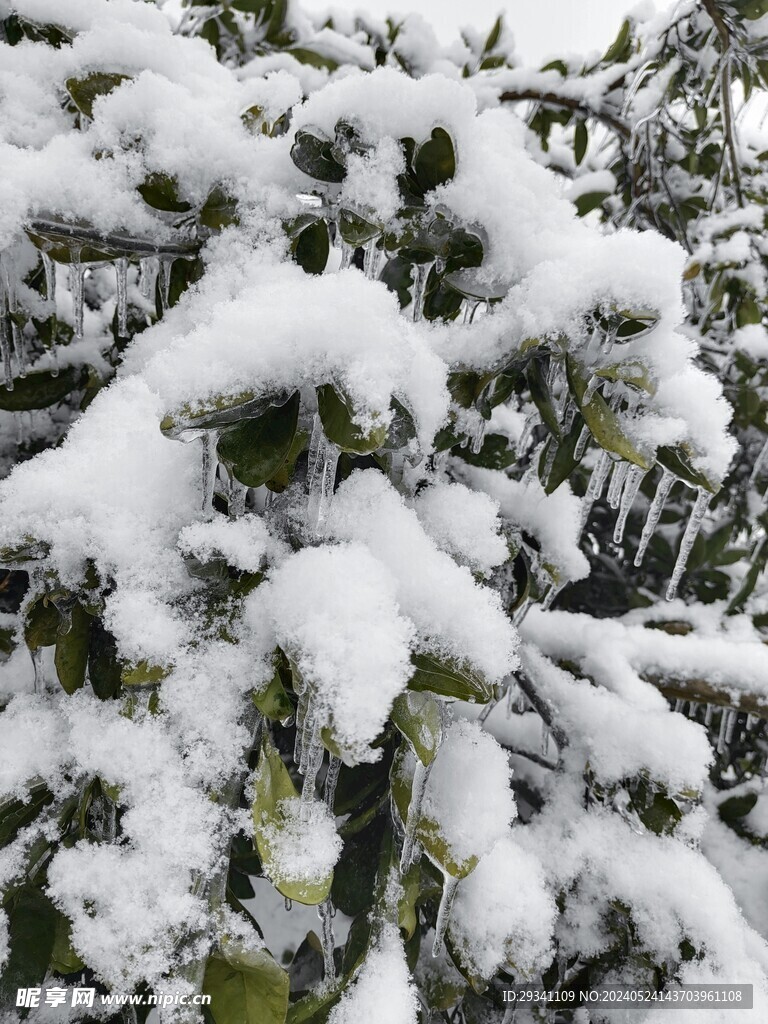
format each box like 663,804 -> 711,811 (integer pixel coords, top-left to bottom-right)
252,666 -> 294,721
203,943 -> 289,1024
567,356 -> 652,470
199,186 -> 239,231
293,219 -> 329,275
656,445 -> 719,494
137,172 -> 193,214
291,129 -> 346,183
0,366 -> 88,412
574,121 -> 588,165
50,914 -> 85,975
88,618 -> 123,700
527,359 -> 561,439
0,885 -> 58,1006
545,413 -> 586,494
414,127 -> 456,193
0,784 -> 54,847
601,18 -> 630,63
121,660 -> 168,686
317,384 -> 387,455
483,15 -> 502,54
408,651 -> 493,704
391,746 -> 477,878
391,691 -> 442,765
252,732 -> 334,905
24,597 -> 60,651
65,72 -> 131,118
338,209 -> 380,247
161,390 -> 289,436
574,191 -> 609,217
217,391 -> 300,488
719,791 -> 758,823
54,602 -> 93,695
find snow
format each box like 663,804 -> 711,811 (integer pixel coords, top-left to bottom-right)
258,798 -> 341,885
246,543 -> 413,764
178,516 -> 278,574
449,835 -> 556,980
459,466 -> 589,583
411,480 -> 508,577
418,717 -> 516,869
327,924 -> 418,1024
327,471 -> 519,686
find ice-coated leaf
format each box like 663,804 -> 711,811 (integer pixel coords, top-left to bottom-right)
414,127 -> 456,193
291,128 -> 346,182
65,72 -> 131,118
567,356 -> 652,469
203,941 -> 289,1024
293,219 -> 330,275
54,602 -> 93,695
408,652 -> 494,704
217,391 -> 300,488
252,732 -> 335,905
391,691 -> 442,766
316,384 -> 387,455
391,746 -> 477,878
0,367 -> 88,412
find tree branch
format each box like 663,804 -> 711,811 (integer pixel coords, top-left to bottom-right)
701,0 -> 743,205
498,89 -> 630,140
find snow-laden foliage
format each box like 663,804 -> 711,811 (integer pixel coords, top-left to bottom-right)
0,0 -> 766,1022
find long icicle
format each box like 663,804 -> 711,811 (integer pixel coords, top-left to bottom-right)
411,263 -> 430,323
400,758 -> 434,871
666,487 -> 710,601
635,468 -> 675,567
42,252 -> 56,305
69,249 -> 85,338
607,460 -> 630,509
613,465 -> 646,544
318,898 -> 336,990
432,874 -> 459,957
306,414 -> 340,535
324,755 -> 341,812
115,258 -> 129,338
200,432 -> 219,512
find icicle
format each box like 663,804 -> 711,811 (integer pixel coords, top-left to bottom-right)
0,257 -> 25,377
540,582 -> 564,611
717,708 -> 733,755
516,410 -> 539,455
400,758 -> 433,871
363,238 -> 381,280
0,298 -> 13,391
505,680 -> 518,718
339,241 -> 354,270
284,897 -> 292,912
298,698 -> 316,777
115,258 -> 129,338
411,262 -> 430,323
613,465 -> 645,544
462,298 -> 481,324
68,250 -> 85,338
229,479 -> 248,518
31,647 -> 46,695
705,703 -> 715,727
583,374 -> 601,405
318,899 -> 336,988
600,324 -> 618,358
688,701 -> 700,719
746,713 -> 757,730
607,461 -> 630,510
200,431 -> 219,512
516,689 -> 528,714
666,488 -> 710,601
574,424 -> 591,462
540,721 -> 550,758
324,755 -> 341,812
674,698 -> 685,714
306,414 -> 340,535
42,252 -> 56,305
587,451 -> 612,503
300,719 -> 324,816
431,874 -> 459,957
49,347 -> 60,379
139,256 -> 159,301
292,669 -> 309,767
159,257 -> 174,313
634,468 -> 674,567
465,414 -> 485,455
